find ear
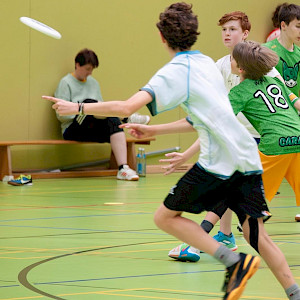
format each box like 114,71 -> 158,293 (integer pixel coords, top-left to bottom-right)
242,30 -> 249,41
280,21 -> 287,30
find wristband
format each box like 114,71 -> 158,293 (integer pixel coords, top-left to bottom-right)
78,102 -> 84,115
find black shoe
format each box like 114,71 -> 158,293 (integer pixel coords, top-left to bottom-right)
223,253 -> 260,300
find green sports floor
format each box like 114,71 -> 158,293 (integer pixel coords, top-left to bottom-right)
0,174 -> 299,300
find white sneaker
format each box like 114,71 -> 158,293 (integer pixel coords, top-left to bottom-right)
168,243 -> 200,262
117,165 -> 139,181
127,113 -> 150,125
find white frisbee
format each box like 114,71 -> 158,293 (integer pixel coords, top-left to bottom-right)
20,17 -> 61,39
103,202 -> 125,206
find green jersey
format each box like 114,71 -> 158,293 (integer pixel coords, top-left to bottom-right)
229,76 -> 300,155
264,39 -> 300,97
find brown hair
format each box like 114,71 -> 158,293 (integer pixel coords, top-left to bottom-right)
232,41 -> 279,80
156,2 -> 200,51
75,48 -> 99,68
272,3 -> 300,28
218,11 -> 251,32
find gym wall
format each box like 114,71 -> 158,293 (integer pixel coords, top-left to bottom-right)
0,0 -> 283,170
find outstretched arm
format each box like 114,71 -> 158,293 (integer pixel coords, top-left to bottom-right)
42,91 -> 152,118
160,138 -> 200,175
119,118 -> 195,139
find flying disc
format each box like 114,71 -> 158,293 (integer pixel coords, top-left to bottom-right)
20,17 -> 61,39
103,202 -> 125,206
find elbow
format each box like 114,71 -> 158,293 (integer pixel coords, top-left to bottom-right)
121,106 -> 135,118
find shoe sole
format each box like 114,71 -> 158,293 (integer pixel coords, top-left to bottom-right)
168,255 -> 200,262
225,256 -> 260,300
117,177 -> 139,181
8,182 -> 32,186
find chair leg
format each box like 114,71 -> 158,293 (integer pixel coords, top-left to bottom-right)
0,146 -> 12,180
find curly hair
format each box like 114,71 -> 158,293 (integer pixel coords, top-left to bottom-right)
156,2 -> 200,51
232,41 -> 279,80
272,3 -> 300,28
218,11 -> 251,32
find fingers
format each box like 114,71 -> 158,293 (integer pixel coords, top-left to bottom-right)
42,95 -> 59,103
164,152 -> 179,157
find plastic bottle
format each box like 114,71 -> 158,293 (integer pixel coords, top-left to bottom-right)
136,147 -> 146,177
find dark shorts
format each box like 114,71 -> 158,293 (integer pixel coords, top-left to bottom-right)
63,116 -> 123,143
163,163 -> 271,225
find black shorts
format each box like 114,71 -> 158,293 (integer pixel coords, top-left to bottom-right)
163,163 -> 271,225
63,116 -> 123,143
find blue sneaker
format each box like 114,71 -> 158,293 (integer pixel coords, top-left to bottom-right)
168,243 -> 200,262
213,231 -> 238,251
8,175 -> 32,186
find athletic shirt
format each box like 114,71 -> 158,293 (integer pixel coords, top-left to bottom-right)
54,73 -> 103,133
229,76 -> 300,155
142,50 -> 262,179
216,55 -> 280,138
264,39 -> 300,96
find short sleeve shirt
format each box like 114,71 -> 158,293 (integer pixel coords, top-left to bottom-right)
229,76 -> 300,155
142,51 -> 262,178
264,39 -> 300,96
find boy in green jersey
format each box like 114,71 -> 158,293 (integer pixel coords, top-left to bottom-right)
264,3 -> 300,97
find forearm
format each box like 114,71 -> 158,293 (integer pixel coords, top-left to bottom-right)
83,91 -> 151,118
150,118 -> 195,136
183,139 -> 200,160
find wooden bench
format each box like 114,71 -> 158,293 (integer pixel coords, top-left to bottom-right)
0,138 -> 155,180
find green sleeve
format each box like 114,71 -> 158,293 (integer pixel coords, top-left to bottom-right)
228,87 -> 245,115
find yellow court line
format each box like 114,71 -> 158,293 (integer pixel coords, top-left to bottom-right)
0,296 -> 43,300
0,288 -> 289,300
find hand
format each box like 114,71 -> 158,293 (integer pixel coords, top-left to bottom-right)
119,123 -> 155,139
42,96 -> 78,116
159,152 -> 187,175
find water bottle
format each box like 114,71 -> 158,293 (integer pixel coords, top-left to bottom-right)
136,147 -> 146,177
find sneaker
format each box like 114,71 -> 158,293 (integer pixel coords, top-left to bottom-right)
223,253 -> 260,300
127,113 -> 150,125
213,231 -> 238,251
8,175 -> 32,186
168,243 -> 200,262
295,214 -> 300,222
117,165 -> 139,181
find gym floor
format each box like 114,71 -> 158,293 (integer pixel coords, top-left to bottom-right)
0,174 -> 299,299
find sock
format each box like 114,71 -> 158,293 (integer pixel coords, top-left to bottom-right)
286,284 -> 300,299
213,245 -> 240,268
118,165 -> 125,170
200,220 -> 214,233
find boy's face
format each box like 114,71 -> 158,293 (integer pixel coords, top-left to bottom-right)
221,20 -> 249,51
281,18 -> 300,44
74,63 -> 94,81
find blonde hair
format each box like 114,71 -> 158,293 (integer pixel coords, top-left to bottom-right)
232,41 -> 279,80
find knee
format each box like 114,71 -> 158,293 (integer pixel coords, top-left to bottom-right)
153,209 -> 164,229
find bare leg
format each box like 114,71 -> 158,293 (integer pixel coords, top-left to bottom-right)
219,209 -> 233,235
242,217 -> 296,289
203,211 -> 220,225
154,204 -> 220,255
110,132 -> 127,166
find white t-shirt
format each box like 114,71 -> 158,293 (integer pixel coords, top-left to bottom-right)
216,55 -> 280,138
142,50 -> 262,178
